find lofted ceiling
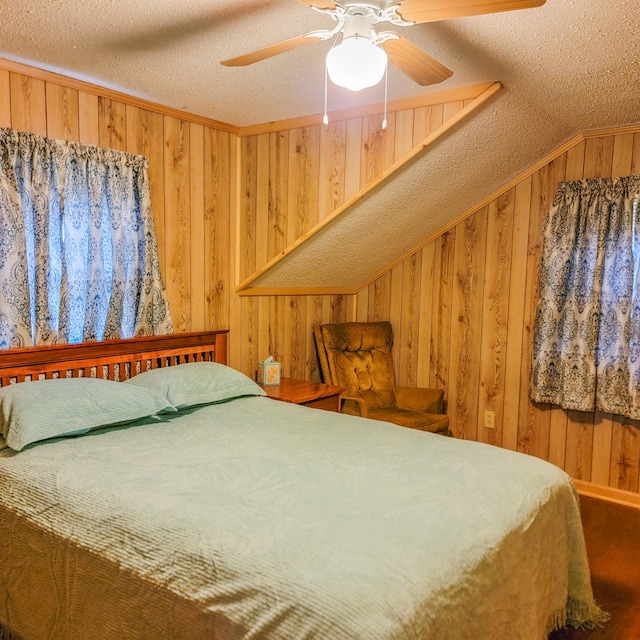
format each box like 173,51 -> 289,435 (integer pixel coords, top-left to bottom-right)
1,0 -> 639,292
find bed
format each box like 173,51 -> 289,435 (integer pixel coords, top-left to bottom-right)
0,331 -> 606,640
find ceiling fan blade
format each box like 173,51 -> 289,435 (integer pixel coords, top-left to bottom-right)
397,0 -> 545,24
382,36 -> 452,86
297,0 -> 339,9
221,32 -> 325,67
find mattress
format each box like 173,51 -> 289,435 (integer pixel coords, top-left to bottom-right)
0,396 -> 604,639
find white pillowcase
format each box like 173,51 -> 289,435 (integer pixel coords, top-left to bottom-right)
0,377 -> 175,451
125,361 -> 266,409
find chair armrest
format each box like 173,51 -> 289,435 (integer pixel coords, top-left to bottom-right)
341,396 -> 369,418
395,387 -> 444,414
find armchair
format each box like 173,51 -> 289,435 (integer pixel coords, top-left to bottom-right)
313,321 -> 451,436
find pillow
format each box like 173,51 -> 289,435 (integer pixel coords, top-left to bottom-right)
124,361 -> 266,409
0,377 -> 175,452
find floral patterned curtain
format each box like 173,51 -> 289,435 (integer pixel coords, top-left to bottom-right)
531,175 -> 640,419
0,128 -> 172,348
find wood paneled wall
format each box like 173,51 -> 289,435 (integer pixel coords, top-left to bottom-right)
354,129 -> 640,494
2,60 -> 639,494
0,65 -> 235,341
236,99 -> 470,378
238,121 -> 640,495
0,61 -> 472,388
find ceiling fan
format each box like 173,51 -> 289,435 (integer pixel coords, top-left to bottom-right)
221,0 -> 546,92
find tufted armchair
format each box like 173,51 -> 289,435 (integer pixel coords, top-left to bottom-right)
313,321 -> 451,436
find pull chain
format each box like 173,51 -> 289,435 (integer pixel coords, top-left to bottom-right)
381,59 -> 388,130
323,59 -> 329,126
323,37 -> 340,127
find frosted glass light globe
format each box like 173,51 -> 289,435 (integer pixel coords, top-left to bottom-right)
326,37 -> 387,92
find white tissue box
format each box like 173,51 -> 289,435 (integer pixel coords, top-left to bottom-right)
257,358 -> 281,385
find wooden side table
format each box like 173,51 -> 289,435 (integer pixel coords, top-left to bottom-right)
259,377 -> 343,412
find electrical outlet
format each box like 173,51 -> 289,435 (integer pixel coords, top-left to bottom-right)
484,410 -> 495,429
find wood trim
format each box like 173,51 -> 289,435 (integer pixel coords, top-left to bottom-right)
0,57 -> 240,135
236,82 -> 502,294
582,123 -> 640,139
574,479 -> 640,510
237,286 -> 357,297
0,58 -> 501,141
236,83 -> 497,137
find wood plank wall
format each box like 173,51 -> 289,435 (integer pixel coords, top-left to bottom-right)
2,61 -> 639,495
0,65 -> 235,341
237,100 -> 470,380
239,121 -> 640,495
353,129 -> 640,494
0,61 -> 470,388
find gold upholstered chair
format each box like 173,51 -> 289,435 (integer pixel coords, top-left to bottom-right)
313,321 -> 451,436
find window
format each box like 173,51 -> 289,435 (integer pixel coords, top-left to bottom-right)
0,128 -> 172,348
530,175 -> 640,419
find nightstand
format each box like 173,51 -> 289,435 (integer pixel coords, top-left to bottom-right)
259,378 -> 343,412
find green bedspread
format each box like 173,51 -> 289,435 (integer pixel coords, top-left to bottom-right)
0,396 -> 606,639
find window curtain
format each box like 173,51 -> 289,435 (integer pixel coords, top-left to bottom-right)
530,175 -> 640,419
0,127 -> 172,348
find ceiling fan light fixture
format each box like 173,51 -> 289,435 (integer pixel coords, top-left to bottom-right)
326,36 -> 387,92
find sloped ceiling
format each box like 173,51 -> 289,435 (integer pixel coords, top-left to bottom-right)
1,0 -> 639,291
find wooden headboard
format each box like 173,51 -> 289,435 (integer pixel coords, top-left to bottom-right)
0,331 -> 229,386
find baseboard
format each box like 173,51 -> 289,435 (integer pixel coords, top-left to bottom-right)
574,479 -> 640,510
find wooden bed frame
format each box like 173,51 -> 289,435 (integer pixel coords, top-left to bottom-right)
0,331 -> 230,640
0,331 -> 228,386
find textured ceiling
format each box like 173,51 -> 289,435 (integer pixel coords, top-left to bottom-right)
1,0 -> 639,291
